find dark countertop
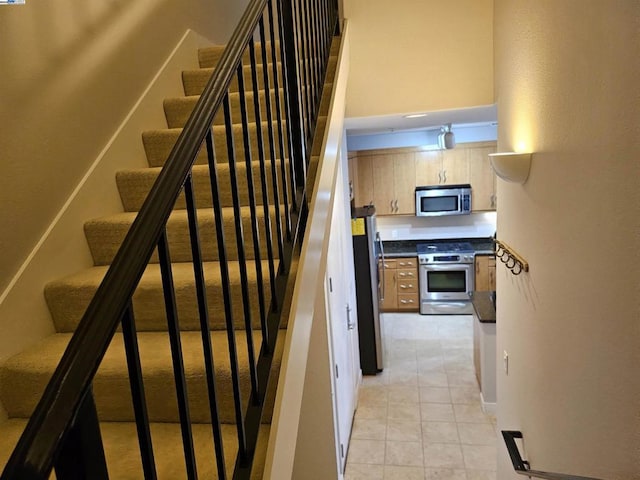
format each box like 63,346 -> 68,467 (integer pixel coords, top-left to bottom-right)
383,238 -> 494,257
469,291 -> 496,323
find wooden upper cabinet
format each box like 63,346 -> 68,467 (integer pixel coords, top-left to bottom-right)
393,153 -> 416,214
415,150 -> 442,187
468,144 -> 497,211
441,148 -> 469,185
350,142 -> 497,215
355,154 -> 375,207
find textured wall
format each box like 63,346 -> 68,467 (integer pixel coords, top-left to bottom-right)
343,0 -> 494,118
494,1 -> 640,478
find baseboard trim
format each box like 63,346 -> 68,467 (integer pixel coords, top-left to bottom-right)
480,392 -> 496,415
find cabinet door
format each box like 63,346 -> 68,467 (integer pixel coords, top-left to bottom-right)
415,150 -> 442,186
393,152 -> 416,214
379,267 -> 397,311
468,145 -> 497,211
355,154 -> 374,208
441,148 -> 469,185
371,153 -> 395,215
475,255 -> 492,291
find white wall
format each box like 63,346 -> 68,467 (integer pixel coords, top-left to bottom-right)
342,0 -> 494,118
494,2 -> 640,479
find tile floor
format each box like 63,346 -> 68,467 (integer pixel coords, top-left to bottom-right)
344,313 -> 497,480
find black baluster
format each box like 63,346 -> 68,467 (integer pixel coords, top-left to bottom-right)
183,174 -> 227,480
121,303 -> 158,480
280,0 -> 308,192
204,126 -> 248,461
54,387 -> 108,480
232,62 -> 263,388
258,17 -> 287,266
266,0 -> 297,226
248,37 -> 279,312
157,230 -> 198,480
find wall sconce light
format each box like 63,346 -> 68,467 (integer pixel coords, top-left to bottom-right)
489,152 -> 533,184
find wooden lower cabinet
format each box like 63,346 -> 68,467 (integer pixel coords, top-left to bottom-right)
380,257 -> 419,312
475,255 -> 496,291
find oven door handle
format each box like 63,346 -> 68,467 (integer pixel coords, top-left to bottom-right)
376,232 -> 385,302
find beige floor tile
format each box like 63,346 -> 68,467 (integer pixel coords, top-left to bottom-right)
387,419 -> 422,442
447,371 -> 478,387
461,445 -> 497,471
423,443 -> 465,469
351,417 -> 387,440
419,371 -> 449,387
385,440 -> 424,467
388,370 -> 419,386
453,404 -> 491,424
456,423 -> 496,446
449,386 -> 480,405
388,402 -> 421,422
465,469 -> 496,480
356,403 -> 388,420
422,422 -> 459,444
424,468 -> 467,480
420,403 -> 455,422
420,386 -> 451,403
348,439 -> 386,465
383,465 -> 425,479
359,385 -> 389,406
388,386 -> 420,404
362,370 -> 391,386
344,462 -> 385,479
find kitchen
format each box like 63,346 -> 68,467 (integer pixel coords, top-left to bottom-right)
346,134 -> 499,478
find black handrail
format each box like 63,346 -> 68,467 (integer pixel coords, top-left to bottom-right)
502,431 -> 605,480
1,0 -> 339,477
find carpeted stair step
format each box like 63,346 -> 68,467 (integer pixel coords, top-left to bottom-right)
45,260 -> 277,333
0,330 -> 283,424
163,89 -> 285,129
117,160 -> 288,212
0,419 -> 268,480
142,121 -> 286,168
182,63 -> 277,97
84,206 -> 280,266
198,42 -> 278,69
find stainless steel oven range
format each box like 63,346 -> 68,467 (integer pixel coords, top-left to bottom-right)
418,242 -> 475,315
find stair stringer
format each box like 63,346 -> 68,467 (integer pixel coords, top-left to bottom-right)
0,30 -> 214,376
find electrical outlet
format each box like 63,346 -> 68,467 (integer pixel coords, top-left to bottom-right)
503,351 -> 509,375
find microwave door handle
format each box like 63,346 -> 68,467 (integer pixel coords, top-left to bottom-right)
376,232 -> 385,301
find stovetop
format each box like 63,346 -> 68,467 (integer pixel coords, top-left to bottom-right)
417,242 -> 475,255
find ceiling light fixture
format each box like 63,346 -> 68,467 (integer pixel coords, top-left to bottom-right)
404,113 -> 428,119
438,124 -> 456,149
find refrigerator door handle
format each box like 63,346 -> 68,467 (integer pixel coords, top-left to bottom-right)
376,232 -> 385,302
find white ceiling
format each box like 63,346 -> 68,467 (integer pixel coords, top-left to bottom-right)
344,104 -> 497,136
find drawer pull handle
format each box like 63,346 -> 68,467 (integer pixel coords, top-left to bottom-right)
400,284 -> 414,289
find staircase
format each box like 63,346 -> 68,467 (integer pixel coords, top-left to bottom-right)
0,2 -> 340,476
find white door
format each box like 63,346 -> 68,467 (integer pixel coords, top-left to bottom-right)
325,162 -> 359,473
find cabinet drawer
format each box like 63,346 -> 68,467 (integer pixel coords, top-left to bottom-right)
396,258 -> 417,268
397,279 -> 418,293
396,269 -> 417,280
397,294 -> 419,310
382,259 -> 397,270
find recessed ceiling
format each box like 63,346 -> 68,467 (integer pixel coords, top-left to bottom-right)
345,104 -> 497,136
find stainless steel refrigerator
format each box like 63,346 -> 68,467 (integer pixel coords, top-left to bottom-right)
351,205 -> 384,375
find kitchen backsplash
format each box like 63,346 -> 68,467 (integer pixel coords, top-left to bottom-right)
377,212 -> 496,241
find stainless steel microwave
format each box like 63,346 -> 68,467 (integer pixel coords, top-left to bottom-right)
415,184 -> 472,216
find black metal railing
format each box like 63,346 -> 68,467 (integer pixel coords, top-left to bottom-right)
502,431 -> 605,480
1,0 -> 339,478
